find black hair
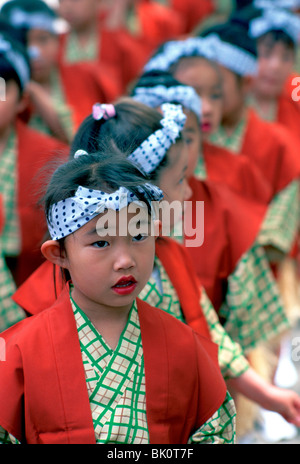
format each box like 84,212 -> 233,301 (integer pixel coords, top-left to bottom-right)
44,151 -> 160,224
0,31 -> 31,95
230,5 -> 295,50
131,70 -> 184,92
200,20 -> 258,58
42,149 -> 159,285
70,97 -> 184,182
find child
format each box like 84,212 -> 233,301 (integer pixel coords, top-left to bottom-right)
1,0 -> 120,143
0,30 -> 68,333
12,100 -> 300,436
0,151 -> 232,445
230,5 -> 300,142
58,0 -> 162,91
131,70 -> 272,205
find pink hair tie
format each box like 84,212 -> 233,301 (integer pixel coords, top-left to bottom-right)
92,103 -> 116,121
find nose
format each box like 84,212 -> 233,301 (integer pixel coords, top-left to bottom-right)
112,242 -> 136,272
201,96 -> 213,117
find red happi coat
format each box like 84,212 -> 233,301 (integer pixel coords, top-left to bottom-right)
186,177 -> 268,311
170,0 -> 215,33
203,141 -> 272,205
0,287 -> 226,444
13,238 -> 211,340
12,120 -> 68,286
239,109 -> 300,196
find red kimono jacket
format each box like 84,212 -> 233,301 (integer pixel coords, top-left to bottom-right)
12,120 -> 69,286
170,0 -> 215,33
240,109 -> 300,196
203,141 -> 272,205
0,287 -> 226,444
13,237 -> 212,340
186,177 -> 268,311
58,5 -> 183,91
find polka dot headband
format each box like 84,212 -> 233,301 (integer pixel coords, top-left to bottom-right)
250,8 -> 300,43
127,103 -> 186,175
144,35 -> 257,77
47,185 -> 164,241
132,84 -> 202,121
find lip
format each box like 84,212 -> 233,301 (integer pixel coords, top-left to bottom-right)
201,122 -> 212,133
112,275 -> 137,295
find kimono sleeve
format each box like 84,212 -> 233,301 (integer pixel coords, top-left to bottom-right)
0,339 -> 24,442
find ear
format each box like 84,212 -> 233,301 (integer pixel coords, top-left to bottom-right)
41,240 -> 68,268
16,90 -> 30,115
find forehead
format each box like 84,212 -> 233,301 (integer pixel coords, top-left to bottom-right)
174,57 -> 222,88
74,205 -> 153,238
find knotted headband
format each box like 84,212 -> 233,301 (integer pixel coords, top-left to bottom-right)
132,84 -> 202,121
250,7 -> 300,43
127,103 -> 186,175
47,185 -> 164,241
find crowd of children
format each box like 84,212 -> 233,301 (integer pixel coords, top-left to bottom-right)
1,0 -> 300,445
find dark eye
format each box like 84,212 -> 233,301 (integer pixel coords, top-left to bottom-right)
132,234 -> 147,242
92,241 -> 109,248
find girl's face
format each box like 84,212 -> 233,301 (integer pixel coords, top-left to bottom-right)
57,210 -> 156,313
27,29 -> 58,82
255,37 -> 295,99
181,110 -> 202,179
157,140 -> 192,231
174,57 -> 223,139
58,0 -> 100,29
158,140 -> 191,204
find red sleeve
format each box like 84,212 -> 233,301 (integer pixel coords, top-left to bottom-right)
0,333 -> 25,442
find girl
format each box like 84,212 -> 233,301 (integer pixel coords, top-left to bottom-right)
1,0 -> 120,143
0,30 -> 68,332
12,101 -> 300,433
0,151 -> 231,445
231,5 -> 300,143
57,0 -> 151,91
130,70 -> 272,205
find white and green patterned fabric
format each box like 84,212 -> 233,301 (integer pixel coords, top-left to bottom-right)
0,131 -> 25,331
256,180 -> 300,255
220,245 -> 290,353
139,257 -> 249,379
72,296 -> 149,444
64,31 -> 98,63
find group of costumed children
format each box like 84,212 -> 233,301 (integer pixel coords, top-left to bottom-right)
1,0 -> 300,445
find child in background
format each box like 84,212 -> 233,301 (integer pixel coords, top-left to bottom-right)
12,100 -> 300,438
1,0 -> 119,143
131,70 -> 272,205
58,0 -> 152,91
0,151 -> 232,445
0,30 -> 68,333
230,5 -> 300,142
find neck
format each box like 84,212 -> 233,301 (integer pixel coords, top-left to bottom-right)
71,287 -> 132,350
73,20 -> 98,40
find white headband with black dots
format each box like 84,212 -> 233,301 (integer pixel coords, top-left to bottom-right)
0,35 -> 30,89
132,84 -> 202,120
250,8 -> 300,43
9,8 -> 57,33
127,103 -> 186,175
144,35 -> 257,77
255,0 -> 300,10
47,185 -> 164,241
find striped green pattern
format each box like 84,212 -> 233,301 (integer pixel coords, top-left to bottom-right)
71,297 -> 149,444
256,180 -> 300,255
220,245 -> 289,353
